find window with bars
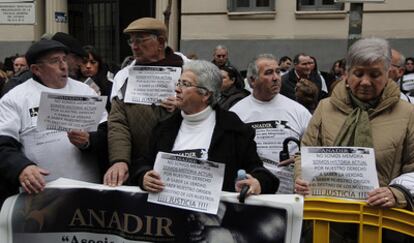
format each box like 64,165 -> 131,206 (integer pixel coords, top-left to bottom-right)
297,0 -> 343,11
228,0 -> 275,12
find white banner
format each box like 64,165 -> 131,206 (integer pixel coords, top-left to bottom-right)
148,152 -> 225,214
37,92 -> 107,132
301,146 -> 379,200
0,178 -> 304,243
124,66 -> 181,105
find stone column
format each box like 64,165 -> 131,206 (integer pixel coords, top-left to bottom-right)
45,0 -> 68,34
156,0 -> 179,51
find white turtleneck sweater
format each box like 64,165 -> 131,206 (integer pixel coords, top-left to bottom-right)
172,106 -> 216,160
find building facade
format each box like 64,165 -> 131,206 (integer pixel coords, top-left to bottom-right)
179,0 -> 414,71
0,0 -> 413,72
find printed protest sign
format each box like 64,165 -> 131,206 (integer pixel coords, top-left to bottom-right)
301,146 -> 379,200
248,120 -> 298,194
148,152 -> 225,214
37,92 -> 107,132
124,66 -> 181,105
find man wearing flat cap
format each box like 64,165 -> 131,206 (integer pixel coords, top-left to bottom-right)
104,17 -> 185,186
0,39 -> 108,205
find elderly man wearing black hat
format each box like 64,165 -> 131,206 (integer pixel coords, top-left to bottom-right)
104,17 -> 185,186
0,39 -> 108,205
0,32 -> 87,97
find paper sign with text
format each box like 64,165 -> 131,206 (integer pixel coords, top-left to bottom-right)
301,146 -> 379,200
402,73 -> 414,92
124,66 -> 181,105
248,120 -> 298,194
148,152 -> 225,214
37,92 -> 107,132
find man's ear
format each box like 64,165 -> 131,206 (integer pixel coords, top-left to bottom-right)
249,76 -> 256,88
157,36 -> 166,48
398,67 -> 405,78
30,64 -> 40,76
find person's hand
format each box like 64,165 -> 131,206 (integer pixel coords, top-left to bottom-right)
278,157 -> 295,167
160,96 -> 177,113
235,174 -> 261,196
103,162 -> 129,186
143,170 -> 165,192
67,130 -> 90,148
295,178 -> 310,195
367,187 -> 396,208
19,165 -> 50,194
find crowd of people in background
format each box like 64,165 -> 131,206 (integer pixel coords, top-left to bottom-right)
0,16 -> 414,242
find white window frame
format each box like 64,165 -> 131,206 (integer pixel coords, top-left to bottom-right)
297,0 -> 344,11
228,0 -> 275,12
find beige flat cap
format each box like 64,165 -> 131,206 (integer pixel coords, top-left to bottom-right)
123,17 -> 167,36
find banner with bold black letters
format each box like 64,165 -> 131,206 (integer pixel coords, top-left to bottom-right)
0,178 -> 303,243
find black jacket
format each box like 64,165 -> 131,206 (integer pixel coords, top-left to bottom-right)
218,86 -> 250,110
281,69 -> 325,101
132,106 -> 279,193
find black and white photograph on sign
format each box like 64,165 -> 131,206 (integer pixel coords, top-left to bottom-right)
124,65 -> 181,105
0,178 -> 304,243
301,146 -> 379,200
148,152 -> 225,215
37,92 -> 107,132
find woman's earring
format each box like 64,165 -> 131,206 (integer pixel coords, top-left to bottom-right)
345,83 -> 350,88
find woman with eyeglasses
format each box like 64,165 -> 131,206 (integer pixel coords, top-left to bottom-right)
132,60 -> 278,196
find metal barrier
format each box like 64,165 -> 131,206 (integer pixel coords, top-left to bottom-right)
303,197 -> 414,243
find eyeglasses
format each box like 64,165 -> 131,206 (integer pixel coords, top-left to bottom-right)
127,35 -> 156,46
176,79 -> 209,92
37,56 -> 67,66
391,64 -> 401,68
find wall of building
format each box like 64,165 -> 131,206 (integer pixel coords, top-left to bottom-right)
0,0 -> 45,60
179,0 -> 414,72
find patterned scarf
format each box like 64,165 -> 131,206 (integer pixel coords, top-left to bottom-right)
333,91 -> 377,147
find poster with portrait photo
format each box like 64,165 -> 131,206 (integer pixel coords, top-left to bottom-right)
0,178 -> 303,243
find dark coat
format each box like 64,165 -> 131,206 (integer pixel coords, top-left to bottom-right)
218,86 -> 250,110
132,107 -> 279,193
281,69 -> 325,101
0,69 -> 32,98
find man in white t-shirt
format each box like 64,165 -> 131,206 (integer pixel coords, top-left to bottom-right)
0,40 -> 108,203
231,54 -> 312,193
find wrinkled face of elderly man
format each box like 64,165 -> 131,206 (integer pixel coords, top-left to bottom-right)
128,32 -> 165,64
31,50 -> 69,89
251,58 -> 282,102
213,48 -> 228,67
